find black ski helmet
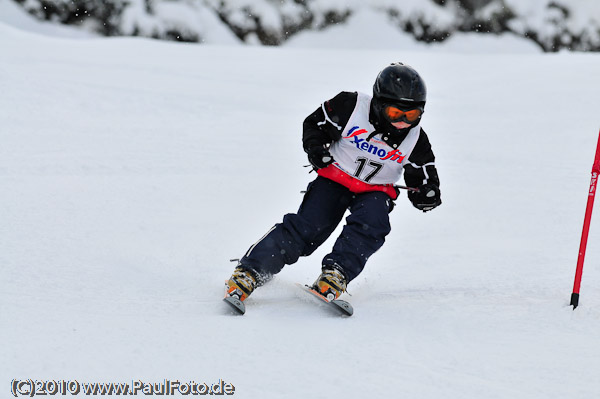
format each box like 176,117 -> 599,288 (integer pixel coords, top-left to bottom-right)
373,62 -> 427,106
370,63 -> 427,148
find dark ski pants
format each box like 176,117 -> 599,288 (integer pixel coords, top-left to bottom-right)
239,176 -> 393,283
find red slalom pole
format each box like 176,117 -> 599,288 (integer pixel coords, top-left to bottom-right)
571,129 -> 600,309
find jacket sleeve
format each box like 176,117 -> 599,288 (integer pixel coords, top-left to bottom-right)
302,91 -> 358,151
403,128 -> 440,188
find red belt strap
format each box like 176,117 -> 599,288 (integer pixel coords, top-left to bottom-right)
317,164 -> 398,200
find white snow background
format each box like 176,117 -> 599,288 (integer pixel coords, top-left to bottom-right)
1,3 -> 600,398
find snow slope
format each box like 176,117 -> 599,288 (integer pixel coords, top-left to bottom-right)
1,21 -> 600,398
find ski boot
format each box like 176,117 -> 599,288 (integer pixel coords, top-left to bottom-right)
225,266 -> 257,301
223,267 -> 257,314
312,265 -> 347,301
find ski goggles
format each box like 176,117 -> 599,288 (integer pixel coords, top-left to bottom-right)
383,104 -> 423,123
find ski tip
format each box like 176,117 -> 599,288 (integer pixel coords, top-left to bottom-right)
223,296 -> 246,315
332,299 -> 354,316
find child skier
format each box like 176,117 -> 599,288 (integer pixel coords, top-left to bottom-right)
224,62 -> 441,310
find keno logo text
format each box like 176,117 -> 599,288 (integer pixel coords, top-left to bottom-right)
345,126 -> 406,164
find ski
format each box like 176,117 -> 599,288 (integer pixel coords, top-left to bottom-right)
223,282 -> 354,316
296,283 -> 354,316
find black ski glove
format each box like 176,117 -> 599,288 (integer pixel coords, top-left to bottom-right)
408,184 -> 442,212
306,145 -> 334,170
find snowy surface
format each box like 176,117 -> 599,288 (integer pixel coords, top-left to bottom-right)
1,13 -> 600,399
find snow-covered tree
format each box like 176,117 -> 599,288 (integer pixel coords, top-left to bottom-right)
11,0 -> 600,51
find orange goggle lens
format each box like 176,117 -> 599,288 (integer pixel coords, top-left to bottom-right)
384,105 -> 422,123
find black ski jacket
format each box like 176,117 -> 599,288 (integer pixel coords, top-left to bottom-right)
302,91 -> 440,190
